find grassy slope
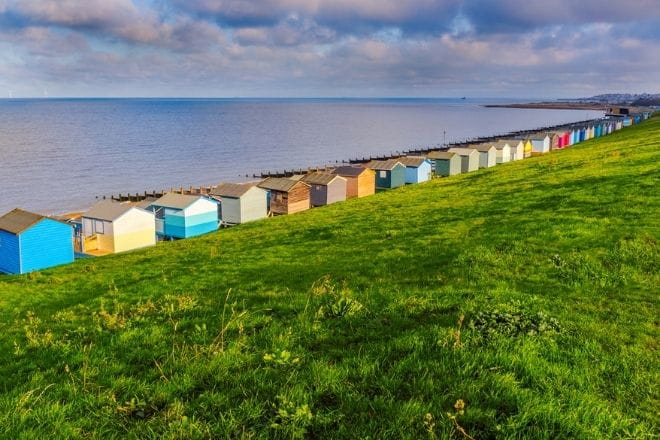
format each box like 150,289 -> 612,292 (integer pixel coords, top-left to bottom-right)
0,118 -> 658,439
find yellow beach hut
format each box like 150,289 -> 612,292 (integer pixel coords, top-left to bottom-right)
81,201 -> 156,256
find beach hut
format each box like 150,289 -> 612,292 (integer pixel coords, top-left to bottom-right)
623,117 -> 632,127
517,139 -> 534,157
498,139 -> 525,161
301,172 -> 347,206
331,166 -> 375,199
363,159 -> 406,190
427,151 -> 462,176
471,144 -> 497,168
210,183 -> 268,225
146,193 -> 219,240
81,201 -> 155,255
491,141 -> 512,163
447,148 -> 479,173
258,177 -> 311,215
579,127 -> 587,142
397,156 -> 433,184
0,208 -> 74,274
529,135 -> 551,154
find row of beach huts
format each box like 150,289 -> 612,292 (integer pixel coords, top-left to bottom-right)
0,111 -> 653,274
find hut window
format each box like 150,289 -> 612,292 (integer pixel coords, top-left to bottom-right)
379,171 -> 387,178
94,220 -> 104,234
316,185 -> 322,191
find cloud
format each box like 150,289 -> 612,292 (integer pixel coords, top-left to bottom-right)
0,0 -> 658,97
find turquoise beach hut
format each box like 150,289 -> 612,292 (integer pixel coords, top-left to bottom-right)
147,193 -> 219,240
0,208 -> 74,274
398,157 -> 433,184
363,159 -> 406,190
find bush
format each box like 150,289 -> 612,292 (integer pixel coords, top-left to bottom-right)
469,303 -> 561,338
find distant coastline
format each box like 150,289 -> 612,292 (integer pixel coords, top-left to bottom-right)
484,102 -> 609,111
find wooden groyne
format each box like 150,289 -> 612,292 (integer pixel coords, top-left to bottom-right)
98,117 -> 604,201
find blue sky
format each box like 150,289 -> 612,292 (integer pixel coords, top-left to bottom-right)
0,0 -> 659,98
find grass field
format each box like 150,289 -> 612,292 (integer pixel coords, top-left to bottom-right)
0,117 -> 658,439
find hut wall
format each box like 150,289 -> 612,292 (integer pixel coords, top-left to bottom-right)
496,146 -> 511,164
0,229 -> 20,274
240,188 -> 268,223
326,179 -> 347,205
19,220 -> 74,274
113,210 -> 156,253
183,199 -> 219,237
284,183 -> 310,214
309,184 -> 329,206
356,170 -> 376,197
220,197 -> 241,224
390,165 -> 407,188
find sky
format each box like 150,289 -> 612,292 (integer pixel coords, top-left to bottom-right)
0,0 -> 659,98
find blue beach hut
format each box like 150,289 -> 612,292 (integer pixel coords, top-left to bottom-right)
147,193 -> 219,240
0,209 -> 74,274
398,157 -> 433,184
579,128 -> 586,142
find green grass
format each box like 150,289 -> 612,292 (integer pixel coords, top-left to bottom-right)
1,117 -> 659,439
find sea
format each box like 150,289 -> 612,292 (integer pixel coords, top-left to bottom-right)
0,98 -> 604,214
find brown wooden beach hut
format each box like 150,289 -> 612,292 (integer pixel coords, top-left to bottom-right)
301,172 -> 348,207
258,178 -> 310,215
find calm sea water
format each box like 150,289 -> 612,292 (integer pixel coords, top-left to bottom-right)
0,98 -> 603,214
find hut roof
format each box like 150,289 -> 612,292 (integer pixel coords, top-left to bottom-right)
0,209 -> 46,235
301,172 -> 345,186
447,147 -> 478,156
152,193 -> 206,210
211,183 -> 256,198
470,144 -> 497,153
364,159 -> 404,171
84,201 -> 138,222
135,198 -> 157,209
498,138 -> 524,145
332,166 -> 371,177
258,177 -> 307,192
486,140 -> 513,149
426,151 -> 456,160
397,156 -> 428,167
